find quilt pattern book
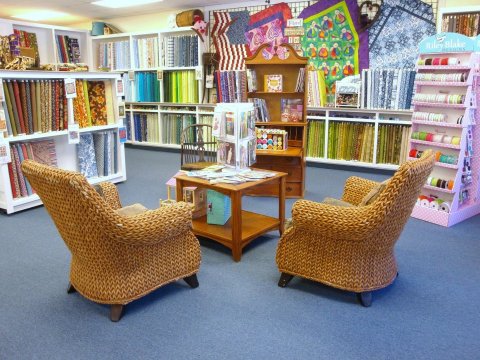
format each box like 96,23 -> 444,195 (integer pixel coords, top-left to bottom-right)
368,0 -> 436,69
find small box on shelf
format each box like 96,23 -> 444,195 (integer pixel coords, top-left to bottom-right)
183,186 -> 207,219
207,189 -> 231,225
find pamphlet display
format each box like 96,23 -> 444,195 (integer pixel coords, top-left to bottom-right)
212,103 -> 256,170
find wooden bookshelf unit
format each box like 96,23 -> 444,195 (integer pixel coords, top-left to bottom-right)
245,43 -> 308,198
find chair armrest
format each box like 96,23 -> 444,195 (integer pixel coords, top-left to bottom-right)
341,176 -> 379,206
291,199 -> 379,239
109,202 -> 193,246
95,182 -> 122,210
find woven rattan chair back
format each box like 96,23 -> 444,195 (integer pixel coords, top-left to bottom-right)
276,153 -> 435,303
180,123 -> 217,170
21,160 -> 201,321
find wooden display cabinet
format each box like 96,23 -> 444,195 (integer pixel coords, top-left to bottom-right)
245,43 -> 308,198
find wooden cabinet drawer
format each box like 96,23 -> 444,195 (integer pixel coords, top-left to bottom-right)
255,155 -> 301,166
245,181 -> 303,198
252,165 -> 302,182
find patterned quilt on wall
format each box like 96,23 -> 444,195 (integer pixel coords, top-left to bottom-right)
212,10 -> 250,70
244,3 -> 292,57
299,0 -> 368,96
368,0 -> 436,69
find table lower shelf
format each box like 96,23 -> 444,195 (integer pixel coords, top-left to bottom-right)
192,210 -> 280,249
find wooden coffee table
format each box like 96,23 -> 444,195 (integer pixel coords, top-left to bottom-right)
175,171 -> 287,261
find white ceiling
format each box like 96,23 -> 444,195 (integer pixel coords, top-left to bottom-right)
0,0 -> 243,25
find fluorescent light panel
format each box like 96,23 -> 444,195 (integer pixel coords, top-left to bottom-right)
12,10 -> 69,21
92,0 -> 163,8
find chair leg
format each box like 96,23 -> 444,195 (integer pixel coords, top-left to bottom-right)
356,292 -> 372,307
278,273 -> 294,288
183,274 -> 199,288
67,283 -> 76,294
110,304 -> 124,322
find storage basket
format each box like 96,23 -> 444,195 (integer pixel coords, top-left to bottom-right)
176,9 -> 204,27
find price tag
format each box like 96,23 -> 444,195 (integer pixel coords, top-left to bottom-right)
0,137 -> 11,164
64,78 -> 77,99
206,75 -> 214,89
195,67 -> 203,80
119,127 -> 127,143
115,79 -> 125,97
118,102 -> 125,118
157,70 -> 163,80
128,70 -> 135,81
68,123 -> 80,144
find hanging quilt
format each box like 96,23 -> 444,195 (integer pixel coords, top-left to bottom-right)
244,3 -> 292,57
299,0 -> 368,97
368,0 -> 436,69
212,10 -> 250,70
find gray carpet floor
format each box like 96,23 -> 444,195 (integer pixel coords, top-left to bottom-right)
1,147 -> 479,359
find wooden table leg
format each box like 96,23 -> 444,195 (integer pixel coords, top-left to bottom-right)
279,176 -> 286,236
175,179 -> 184,202
231,191 -> 242,262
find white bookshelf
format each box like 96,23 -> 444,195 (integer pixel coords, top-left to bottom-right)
0,18 -> 89,68
0,71 -> 126,214
306,107 -> 413,170
90,27 -> 204,103
124,102 -> 215,149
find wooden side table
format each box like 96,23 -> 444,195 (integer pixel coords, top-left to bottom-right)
175,171 -> 287,261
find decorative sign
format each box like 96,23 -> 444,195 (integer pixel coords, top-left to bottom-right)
68,123 -> 80,144
64,78 -> 77,99
418,32 -> 475,54
287,18 -> 303,27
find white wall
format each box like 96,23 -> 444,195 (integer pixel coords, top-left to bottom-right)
72,9 -> 194,33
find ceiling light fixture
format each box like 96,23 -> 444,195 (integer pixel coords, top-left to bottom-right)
92,0 -> 163,8
12,10 -> 69,22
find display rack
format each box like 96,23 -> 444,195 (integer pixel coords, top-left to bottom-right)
0,18 -> 89,69
306,107 -> 412,170
90,27 -> 204,103
0,70 -> 126,214
245,43 -> 307,198
409,33 -> 480,227
124,102 -> 215,149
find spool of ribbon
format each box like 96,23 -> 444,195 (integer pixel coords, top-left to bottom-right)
440,202 -> 451,213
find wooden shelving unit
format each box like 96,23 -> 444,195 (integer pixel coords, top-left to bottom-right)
245,43 -> 308,198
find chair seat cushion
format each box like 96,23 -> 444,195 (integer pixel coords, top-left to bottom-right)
359,179 -> 390,206
322,197 -> 355,207
115,203 -> 148,217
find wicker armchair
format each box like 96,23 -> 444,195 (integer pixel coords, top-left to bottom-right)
21,160 -> 201,321
276,153 -> 435,306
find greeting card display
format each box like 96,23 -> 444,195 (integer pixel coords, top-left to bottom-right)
213,103 -> 256,170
